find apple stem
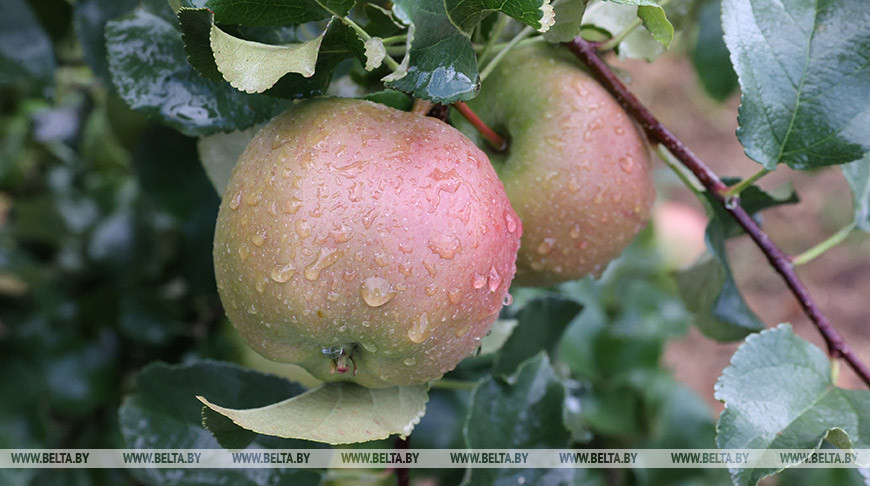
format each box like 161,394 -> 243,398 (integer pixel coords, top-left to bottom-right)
564,36 -> 870,388
453,102 -> 508,152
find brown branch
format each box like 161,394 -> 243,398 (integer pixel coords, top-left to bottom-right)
453,101 -> 508,151
564,37 -> 870,388
395,436 -> 410,486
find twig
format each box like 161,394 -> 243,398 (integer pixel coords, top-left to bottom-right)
792,221 -> 857,266
721,168 -> 771,197
564,37 -> 870,388
453,102 -> 508,151
395,436 -> 410,486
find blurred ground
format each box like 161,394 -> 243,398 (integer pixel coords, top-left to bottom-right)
612,53 -> 870,414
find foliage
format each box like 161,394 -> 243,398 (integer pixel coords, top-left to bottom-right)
1,0 -> 869,485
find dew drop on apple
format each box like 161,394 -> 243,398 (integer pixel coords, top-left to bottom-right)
251,228 -> 267,247
472,272 -> 487,289
425,283 -> 438,296
403,357 -> 416,366
304,247 -> 342,281
537,238 -> 556,255
360,277 -> 396,307
502,293 -> 513,306
408,313 -> 429,343
487,266 -> 502,292
504,211 -> 517,233
619,156 -> 634,173
448,287 -> 462,304
427,233 -> 461,259
229,191 -> 242,210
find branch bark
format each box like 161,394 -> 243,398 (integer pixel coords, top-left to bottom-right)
564,37 -> 870,388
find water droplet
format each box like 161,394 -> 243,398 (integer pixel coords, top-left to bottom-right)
570,225 -> 582,239
614,125 -> 625,135
408,313 -> 429,343
271,263 -> 296,282
503,293 -> 513,306
295,220 -> 311,238
327,291 -> 339,302
343,269 -> 356,282
454,324 -> 471,338
567,177 -> 581,193
255,278 -> 267,294
284,197 -> 303,214
244,187 -> 263,206
537,238 -> 556,255
229,191 -> 242,209
330,225 -> 352,243
504,211 -> 517,233
237,245 -> 250,261
247,304 -> 258,315
619,156 -> 634,173
403,357 -> 417,366
488,266 -> 502,292
448,288 -> 462,304
427,234 -> 461,259
398,243 -> 413,254
360,277 -> 396,307
374,252 -> 390,267
423,260 -> 437,277
725,196 -> 739,209
304,248 -> 342,281
425,283 -> 438,296
251,228 -> 267,247
361,342 -> 377,352
472,272 -> 487,289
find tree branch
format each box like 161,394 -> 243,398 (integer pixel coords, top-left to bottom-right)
564,37 -> 870,388
395,436 -> 410,486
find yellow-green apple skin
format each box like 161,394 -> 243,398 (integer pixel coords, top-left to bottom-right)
213,98 -> 521,388
458,45 -> 655,286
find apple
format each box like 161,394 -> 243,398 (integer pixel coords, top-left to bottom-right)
457,45 -> 655,286
213,98 -> 521,388
653,201 -> 708,270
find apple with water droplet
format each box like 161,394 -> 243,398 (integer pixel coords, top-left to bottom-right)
457,45 -> 655,285
213,98 -> 521,388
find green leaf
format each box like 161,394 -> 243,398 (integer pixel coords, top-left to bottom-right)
722,0 -> 870,169
444,0 -> 556,34
178,8 -> 223,81
199,382 -> 428,445
543,0 -> 589,43
716,178 -> 800,239
361,90 -> 413,111
0,0 -> 56,89
715,324 -> 870,485
197,126 -> 259,196
691,0 -> 737,101
492,295 -> 582,377
206,0 -> 355,26
464,354 -> 578,485
478,318 -> 518,357
635,5 -> 672,47
675,182 -> 791,341
211,21 -> 327,93
119,360 -> 320,485
105,2 -> 290,136
841,153 -> 870,233
385,0 -> 479,104
604,0 -> 673,47
73,0 -> 140,84
677,254 -> 762,341
582,0 -> 664,60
